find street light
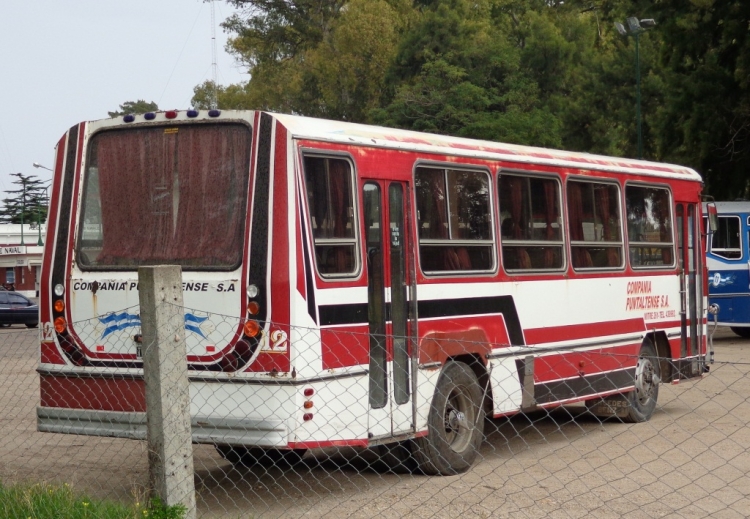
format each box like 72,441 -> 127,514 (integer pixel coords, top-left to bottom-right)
615,17 -> 656,160
20,179 -> 25,246
32,162 -> 53,172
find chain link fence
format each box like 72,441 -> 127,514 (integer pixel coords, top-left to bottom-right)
3,306 -> 750,518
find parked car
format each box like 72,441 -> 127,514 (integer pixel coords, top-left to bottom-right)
0,291 -> 38,328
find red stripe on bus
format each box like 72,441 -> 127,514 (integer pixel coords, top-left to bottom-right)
321,326 -> 369,370
40,132 -> 68,328
524,318 -> 645,344
40,374 -> 146,413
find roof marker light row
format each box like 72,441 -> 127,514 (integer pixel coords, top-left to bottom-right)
122,109 -> 221,123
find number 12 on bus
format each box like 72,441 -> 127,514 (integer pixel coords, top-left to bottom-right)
37,110 -> 710,475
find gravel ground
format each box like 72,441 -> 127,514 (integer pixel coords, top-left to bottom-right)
1,325 -> 748,518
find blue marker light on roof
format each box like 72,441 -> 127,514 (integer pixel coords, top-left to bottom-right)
123,114 -> 135,123
144,112 -> 156,120
208,109 -> 221,117
187,109 -> 199,118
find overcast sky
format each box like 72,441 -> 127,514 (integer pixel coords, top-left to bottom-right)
0,0 -> 248,194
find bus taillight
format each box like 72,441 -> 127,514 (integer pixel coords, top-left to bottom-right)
54,317 -> 66,334
243,320 -> 261,337
53,300 -> 64,313
247,301 -> 260,315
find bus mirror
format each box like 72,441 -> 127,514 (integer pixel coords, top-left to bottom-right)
706,202 -> 719,233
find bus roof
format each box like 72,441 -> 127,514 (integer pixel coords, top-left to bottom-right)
704,201 -> 750,212
86,110 -> 703,182
270,111 -> 702,182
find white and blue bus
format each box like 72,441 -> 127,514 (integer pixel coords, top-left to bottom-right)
705,201 -> 750,337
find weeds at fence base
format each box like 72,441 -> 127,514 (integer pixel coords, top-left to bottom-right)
0,481 -> 187,519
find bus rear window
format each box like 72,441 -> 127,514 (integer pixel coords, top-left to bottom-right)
77,123 -> 251,270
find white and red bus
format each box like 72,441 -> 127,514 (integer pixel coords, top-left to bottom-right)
37,110 -> 708,475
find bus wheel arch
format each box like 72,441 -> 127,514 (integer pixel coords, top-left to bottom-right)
413,360 -> 485,475
648,331 -> 673,383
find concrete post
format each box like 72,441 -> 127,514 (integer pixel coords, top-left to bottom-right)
138,266 -> 196,518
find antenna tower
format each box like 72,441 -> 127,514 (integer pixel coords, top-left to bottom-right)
211,0 -> 218,109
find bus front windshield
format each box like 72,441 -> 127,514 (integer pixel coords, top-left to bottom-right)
76,123 -> 251,270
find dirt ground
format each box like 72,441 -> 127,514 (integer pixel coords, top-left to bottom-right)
2,325 -> 749,518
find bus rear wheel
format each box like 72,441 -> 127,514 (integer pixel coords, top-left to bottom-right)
215,445 -> 306,468
413,361 -> 485,475
623,339 -> 660,423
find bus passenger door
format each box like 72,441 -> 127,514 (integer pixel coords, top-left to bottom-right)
363,181 -> 415,440
677,203 -> 703,365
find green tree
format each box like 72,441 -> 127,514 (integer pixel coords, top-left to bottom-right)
0,173 -> 49,225
372,0 -> 562,146
649,0 -> 750,199
108,99 -> 159,117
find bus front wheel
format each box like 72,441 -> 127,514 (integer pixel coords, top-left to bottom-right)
624,339 -> 660,423
414,361 -> 485,475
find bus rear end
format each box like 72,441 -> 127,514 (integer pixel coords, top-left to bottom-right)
36,111 -> 297,444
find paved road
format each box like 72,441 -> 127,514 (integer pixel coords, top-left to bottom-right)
1,326 -> 749,518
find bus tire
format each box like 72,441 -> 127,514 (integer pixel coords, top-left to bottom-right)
215,445 -> 306,468
730,327 -> 750,339
623,339 -> 660,423
413,361 -> 485,475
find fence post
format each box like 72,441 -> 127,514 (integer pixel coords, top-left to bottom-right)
138,265 -> 196,518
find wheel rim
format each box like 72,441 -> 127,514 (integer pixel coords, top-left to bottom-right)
634,356 -> 658,405
442,386 -> 473,453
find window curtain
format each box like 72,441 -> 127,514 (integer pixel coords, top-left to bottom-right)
170,126 -> 247,265
595,185 -> 619,267
657,192 -> 673,263
567,183 -> 592,267
543,180 -> 557,267
97,126 -> 248,266
329,160 -> 351,271
98,131 -> 164,262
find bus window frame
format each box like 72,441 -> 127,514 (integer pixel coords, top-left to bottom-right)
412,160 -> 497,278
565,176 -> 625,273
498,169 -> 567,275
75,122 -> 252,272
299,149 -> 362,281
624,181 -> 677,271
710,214 -> 742,261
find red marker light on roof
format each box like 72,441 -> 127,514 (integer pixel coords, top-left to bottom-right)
165,110 -> 177,119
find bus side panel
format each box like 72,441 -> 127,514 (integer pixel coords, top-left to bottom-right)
707,253 -> 748,326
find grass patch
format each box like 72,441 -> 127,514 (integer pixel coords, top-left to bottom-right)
0,481 -> 186,519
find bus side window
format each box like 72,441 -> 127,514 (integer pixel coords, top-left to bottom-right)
498,174 -> 564,272
625,185 -> 675,268
567,180 -> 623,270
414,167 -> 494,273
302,155 -> 358,277
710,215 -> 742,260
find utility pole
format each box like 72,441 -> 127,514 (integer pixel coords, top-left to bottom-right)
615,17 -> 656,160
